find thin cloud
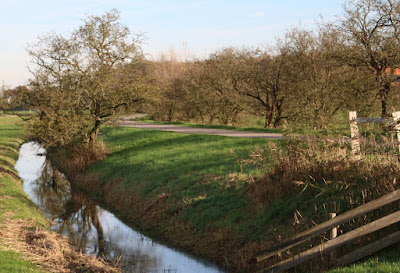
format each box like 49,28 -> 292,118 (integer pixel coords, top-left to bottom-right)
254,11 -> 265,17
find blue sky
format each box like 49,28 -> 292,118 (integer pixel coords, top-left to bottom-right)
0,0 -> 345,87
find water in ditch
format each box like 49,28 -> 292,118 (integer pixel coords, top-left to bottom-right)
14,141 -> 224,273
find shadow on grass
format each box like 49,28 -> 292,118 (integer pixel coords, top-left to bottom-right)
90,126 -> 273,234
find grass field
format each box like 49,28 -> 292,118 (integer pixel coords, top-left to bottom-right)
68,123 -> 400,273
90,126 -> 275,237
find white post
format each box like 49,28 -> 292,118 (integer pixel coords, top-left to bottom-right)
392,111 -> 400,153
349,111 -> 361,160
330,213 -> 337,264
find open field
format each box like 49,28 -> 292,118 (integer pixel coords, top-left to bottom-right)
59,123 -> 400,273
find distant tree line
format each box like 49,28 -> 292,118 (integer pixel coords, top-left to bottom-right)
144,0 -> 400,129
2,0 -> 400,149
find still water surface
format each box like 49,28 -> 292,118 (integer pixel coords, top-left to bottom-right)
15,142 -> 224,273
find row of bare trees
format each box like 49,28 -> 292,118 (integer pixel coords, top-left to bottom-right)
2,0 -> 400,148
143,0 -> 400,129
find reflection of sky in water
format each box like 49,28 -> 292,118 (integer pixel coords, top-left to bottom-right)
15,141 -> 46,204
15,142 -> 224,273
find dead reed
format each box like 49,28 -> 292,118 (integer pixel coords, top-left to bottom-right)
0,219 -> 119,273
50,139 -> 109,174
248,135 -> 400,207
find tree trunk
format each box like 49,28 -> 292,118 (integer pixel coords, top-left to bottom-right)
264,115 -> 272,128
264,106 -> 273,128
378,78 -> 390,118
380,90 -> 388,118
90,205 -> 105,256
89,118 -> 102,147
272,100 -> 283,128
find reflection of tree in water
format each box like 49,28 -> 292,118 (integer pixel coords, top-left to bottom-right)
59,190 -> 167,272
33,160 -> 71,219
33,159 -> 176,273
58,188 -> 106,257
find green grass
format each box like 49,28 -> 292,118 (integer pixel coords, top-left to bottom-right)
0,175 -> 48,226
132,115 -> 282,133
86,123 -> 400,272
329,245 -> 400,273
0,251 -> 44,273
91,126 -> 280,238
1,110 -> 33,116
0,115 -> 49,273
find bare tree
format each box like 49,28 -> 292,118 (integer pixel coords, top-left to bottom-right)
27,10 -> 143,147
336,0 -> 400,117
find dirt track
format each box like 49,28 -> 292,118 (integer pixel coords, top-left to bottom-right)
118,115 -> 284,139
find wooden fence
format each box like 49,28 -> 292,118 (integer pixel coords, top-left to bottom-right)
255,189 -> 400,272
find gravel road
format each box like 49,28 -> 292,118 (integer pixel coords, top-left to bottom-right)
117,115 -> 284,139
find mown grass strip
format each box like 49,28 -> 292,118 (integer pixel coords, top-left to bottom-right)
0,114 -> 49,272
0,251 -> 44,273
90,126 -> 277,236
131,115 -> 283,133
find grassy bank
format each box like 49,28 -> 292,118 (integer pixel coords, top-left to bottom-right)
0,115 -> 119,273
59,124 -> 400,272
63,126 -> 277,272
0,115 -> 47,272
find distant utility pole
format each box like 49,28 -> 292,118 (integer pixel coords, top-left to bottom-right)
182,41 -> 187,62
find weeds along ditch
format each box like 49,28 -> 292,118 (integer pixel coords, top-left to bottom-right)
0,115 -> 119,273
48,123 -> 400,272
246,133 -> 400,272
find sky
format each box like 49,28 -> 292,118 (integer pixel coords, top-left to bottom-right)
0,0 -> 345,88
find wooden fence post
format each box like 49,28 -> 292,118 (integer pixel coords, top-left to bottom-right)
392,111 -> 400,153
349,111 -> 361,160
329,213 -> 337,264
255,189 -> 400,263
263,210 -> 400,273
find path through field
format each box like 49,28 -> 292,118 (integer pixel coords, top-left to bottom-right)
118,115 -> 284,139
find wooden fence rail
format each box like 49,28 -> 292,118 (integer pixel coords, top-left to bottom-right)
255,189 -> 400,272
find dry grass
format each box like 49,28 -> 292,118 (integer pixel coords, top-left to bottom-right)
248,136 -> 400,206
50,140 -> 109,174
241,135 -> 400,272
0,219 -> 119,273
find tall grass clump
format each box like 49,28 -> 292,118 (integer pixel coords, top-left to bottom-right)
244,135 -> 400,272
49,140 -> 109,175
248,135 -> 400,207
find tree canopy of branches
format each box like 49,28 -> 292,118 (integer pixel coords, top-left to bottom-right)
26,9 -> 143,148
0,86 -> 29,111
336,0 -> 400,117
143,0 -> 400,130
21,0 -> 400,137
